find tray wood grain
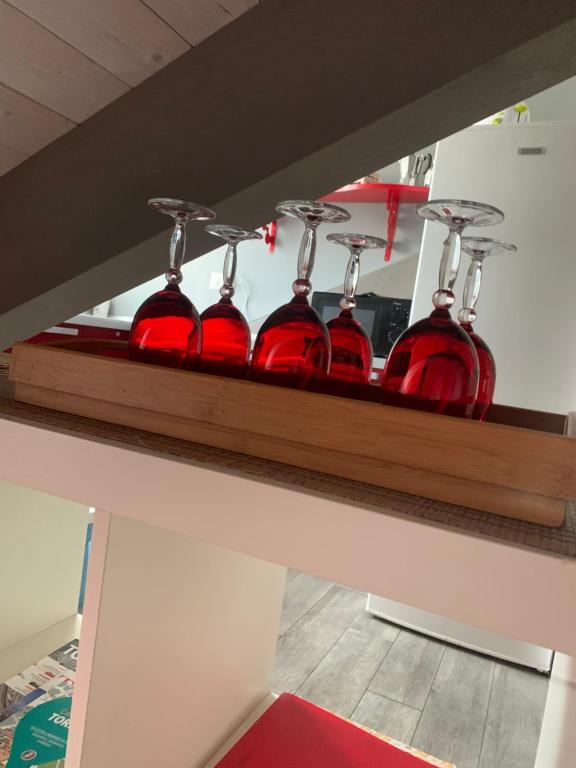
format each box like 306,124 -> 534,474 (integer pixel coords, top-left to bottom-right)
9,342 -> 576,527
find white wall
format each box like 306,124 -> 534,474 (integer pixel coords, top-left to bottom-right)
0,479 -> 89,651
375,143 -> 436,185
333,254 -> 419,301
411,123 -> 576,413
110,203 -> 424,328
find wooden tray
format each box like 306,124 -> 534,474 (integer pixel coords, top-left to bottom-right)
9,341 -> 576,527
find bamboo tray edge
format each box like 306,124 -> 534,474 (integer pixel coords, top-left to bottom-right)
9,342 -> 576,528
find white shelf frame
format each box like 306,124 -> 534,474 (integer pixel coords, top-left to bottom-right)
1,413 -> 576,767
1,415 -> 574,654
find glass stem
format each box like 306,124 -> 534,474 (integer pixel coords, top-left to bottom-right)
458,255 -> 484,324
292,222 -> 317,297
433,224 -> 463,309
167,218 -> 186,284
340,247 -> 361,310
220,242 -> 237,299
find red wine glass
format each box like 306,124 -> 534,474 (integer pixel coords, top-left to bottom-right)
128,198 -> 216,368
460,236 -> 517,421
381,199 -> 504,417
250,200 -> 350,389
326,233 -> 387,386
200,224 -> 262,378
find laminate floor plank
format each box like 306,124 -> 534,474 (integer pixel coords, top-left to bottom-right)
412,646 -> 495,768
352,690 -> 422,744
296,613 -> 398,717
279,571 -> 333,635
272,586 -> 366,694
274,577 -> 549,766
479,664 -> 549,768
369,629 -> 445,709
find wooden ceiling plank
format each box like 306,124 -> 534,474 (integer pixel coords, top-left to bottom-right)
1,0 -> 576,348
0,83 -> 74,155
143,0 -> 258,46
0,142 -> 27,175
6,0 -> 190,88
0,0 -> 128,123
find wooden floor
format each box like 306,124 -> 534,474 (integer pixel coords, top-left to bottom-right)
272,571 -> 549,768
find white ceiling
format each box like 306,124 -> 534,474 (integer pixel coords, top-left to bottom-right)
0,0 -> 260,175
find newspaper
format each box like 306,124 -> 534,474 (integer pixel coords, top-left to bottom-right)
0,641 -> 78,767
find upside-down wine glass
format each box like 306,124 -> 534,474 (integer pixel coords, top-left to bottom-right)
381,199 -> 504,417
460,236 -> 517,421
200,225 -> 262,377
129,198 -> 216,368
326,233 -> 387,388
250,200 -> 350,389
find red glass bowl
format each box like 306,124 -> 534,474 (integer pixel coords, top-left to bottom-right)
250,296 -> 330,390
381,308 -> 479,418
128,284 -> 201,368
327,310 -> 372,386
200,298 -> 250,378
461,322 -> 496,421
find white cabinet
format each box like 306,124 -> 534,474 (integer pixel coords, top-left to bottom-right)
1,395 -> 576,765
411,122 -> 576,413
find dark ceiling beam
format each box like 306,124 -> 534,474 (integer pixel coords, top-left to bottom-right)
1,0 -> 576,348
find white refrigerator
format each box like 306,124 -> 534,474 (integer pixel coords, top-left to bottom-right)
368,122 -> 576,671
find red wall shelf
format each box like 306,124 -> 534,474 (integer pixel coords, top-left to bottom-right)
321,182 -> 428,205
321,183 -> 429,261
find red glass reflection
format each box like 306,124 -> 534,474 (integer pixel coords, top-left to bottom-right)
128,284 -> 201,368
250,296 -> 330,389
461,322 -> 495,421
200,298 -> 250,378
327,310 -> 372,385
381,308 -> 479,418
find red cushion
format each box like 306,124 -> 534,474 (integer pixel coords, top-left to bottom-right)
215,693 -> 435,767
